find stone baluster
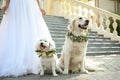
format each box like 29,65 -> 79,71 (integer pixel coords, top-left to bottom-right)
112,18 -> 118,36
87,9 -> 93,29
68,1 -> 79,20
63,0 -> 68,17
78,5 -> 83,17
98,13 -> 105,34
59,0 -> 64,16
111,18 -> 120,41
104,15 -> 111,37
64,0 -> 71,19
90,11 -> 99,31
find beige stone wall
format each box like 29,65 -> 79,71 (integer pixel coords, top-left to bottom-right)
98,0 -> 115,13
96,0 -> 120,14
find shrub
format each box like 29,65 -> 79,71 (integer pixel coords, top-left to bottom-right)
109,17 -> 120,36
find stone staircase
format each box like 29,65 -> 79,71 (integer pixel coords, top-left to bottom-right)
43,15 -> 120,56
0,9 -> 120,56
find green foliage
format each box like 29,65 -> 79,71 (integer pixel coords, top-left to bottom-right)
116,20 -> 120,36
35,49 -> 56,57
67,32 -> 88,42
109,17 -> 120,36
109,17 -> 114,33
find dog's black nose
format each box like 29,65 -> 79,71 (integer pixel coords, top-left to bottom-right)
40,43 -> 43,45
85,20 -> 89,24
79,17 -> 82,19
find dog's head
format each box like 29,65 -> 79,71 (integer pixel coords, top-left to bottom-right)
36,38 -> 55,52
68,17 -> 89,34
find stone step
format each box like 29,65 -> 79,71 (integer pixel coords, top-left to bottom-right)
47,23 -> 68,27
49,31 -> 110,38
56,45 -> 120,50
55,43 -> 120,48
54,39 -> 118,43
54,41 -> 119,47
51,35 -> 115,40
56,49 -> 120,55
49,30 -> 93,33
43,15 -> 66,20
44,19 -> 68,24
87,51 -> 120,56
53,37 -> 111,41
49,28 -> 68,32
88,47 -> 120,51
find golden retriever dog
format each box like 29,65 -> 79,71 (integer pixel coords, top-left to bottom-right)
58,17 -> 89,74
36,39 -> 62,76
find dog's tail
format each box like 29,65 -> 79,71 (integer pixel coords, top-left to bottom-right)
85,66 -> 105,72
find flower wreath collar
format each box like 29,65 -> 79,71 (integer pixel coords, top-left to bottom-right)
67,32 -> 88,42
35,49 -> 56,57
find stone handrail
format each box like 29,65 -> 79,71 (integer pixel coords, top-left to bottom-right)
43,0 -> 120,43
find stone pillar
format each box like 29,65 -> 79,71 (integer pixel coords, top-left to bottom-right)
44,0 -> 54,15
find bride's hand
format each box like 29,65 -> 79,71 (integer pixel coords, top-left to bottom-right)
2,5 -> 9,14
40,9 -> 46,16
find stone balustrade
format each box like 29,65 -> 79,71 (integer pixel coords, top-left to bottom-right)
42,0 -> 120,43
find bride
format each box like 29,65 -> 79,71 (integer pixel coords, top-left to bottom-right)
0,0 -> 53,77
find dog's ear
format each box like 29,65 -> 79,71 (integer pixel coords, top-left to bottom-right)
67,19 -> 75,31
49,40 -> 55,51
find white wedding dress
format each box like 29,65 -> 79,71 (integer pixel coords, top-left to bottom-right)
0,0 -> 52,77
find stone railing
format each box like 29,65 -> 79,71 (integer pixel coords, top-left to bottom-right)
42,0 -> 120,43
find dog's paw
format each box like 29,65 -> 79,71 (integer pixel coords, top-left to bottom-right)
53,73 -> 58,77
60,71 -> 63,74
80,70 -> 88,74
62,70 -> 68,74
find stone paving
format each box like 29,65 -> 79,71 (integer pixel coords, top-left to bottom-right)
0,54 -> 120,80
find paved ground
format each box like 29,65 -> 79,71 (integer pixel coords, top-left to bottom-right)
0,54 -> 120,80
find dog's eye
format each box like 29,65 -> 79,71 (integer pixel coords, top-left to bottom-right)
44,40 -> 47,42
79,17 -> 82,19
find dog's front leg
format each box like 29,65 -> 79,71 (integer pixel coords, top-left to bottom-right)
80,55 -> 88,74
52,62 -> 58,76
40,64 -> 44,76
63,53 -> 70,74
